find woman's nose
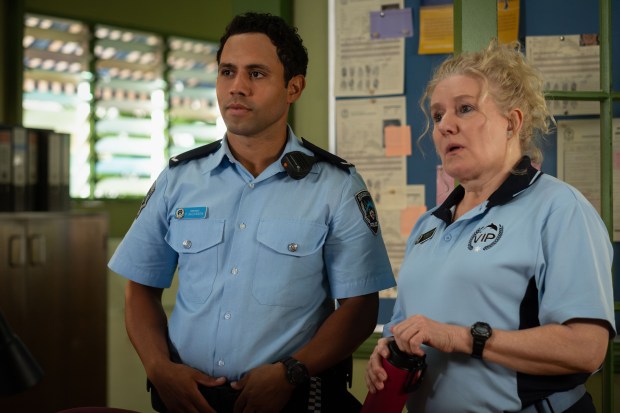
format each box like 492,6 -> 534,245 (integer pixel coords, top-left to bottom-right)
437,112 -> 457,134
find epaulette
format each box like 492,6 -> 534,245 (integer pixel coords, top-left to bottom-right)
301,137 -> 354,172
169,140 -> 222,168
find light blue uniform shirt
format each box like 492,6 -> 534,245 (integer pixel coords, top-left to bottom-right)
385,158 -> 615,412
109,128 -> 395,380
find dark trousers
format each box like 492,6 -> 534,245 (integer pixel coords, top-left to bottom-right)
148,358 -> 361,413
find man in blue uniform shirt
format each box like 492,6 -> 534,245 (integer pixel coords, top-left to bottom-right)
108,12 -> 395,413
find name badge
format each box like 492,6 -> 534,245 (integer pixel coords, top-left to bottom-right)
175,206 -> 207,219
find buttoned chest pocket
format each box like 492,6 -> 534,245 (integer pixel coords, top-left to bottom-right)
165,219 -> 225,303
253,220 -> 328,308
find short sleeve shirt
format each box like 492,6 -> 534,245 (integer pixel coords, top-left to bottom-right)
109,128 -> 395,380
385,158 -> 615,412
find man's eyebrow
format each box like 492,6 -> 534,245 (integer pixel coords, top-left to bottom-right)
218,62 -> 272,72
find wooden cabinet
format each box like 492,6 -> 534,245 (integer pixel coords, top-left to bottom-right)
0,212 -> 108,412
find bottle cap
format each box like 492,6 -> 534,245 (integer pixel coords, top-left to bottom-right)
387,340 -> 427,393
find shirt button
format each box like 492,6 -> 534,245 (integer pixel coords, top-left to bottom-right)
224,312 -> 231,320
218,360 -> 225,367
182,240 -> 192,249
444,234 -> 452,241
239,223 -> 246,229
288,243 -> 298,252
231,267 -> 238,275
248,183 -> 255,189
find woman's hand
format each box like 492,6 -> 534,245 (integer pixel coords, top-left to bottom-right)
390,314 -> 467,357
365,336 -> 392,393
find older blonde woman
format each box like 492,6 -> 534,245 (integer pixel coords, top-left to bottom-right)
365,42 -> 615,413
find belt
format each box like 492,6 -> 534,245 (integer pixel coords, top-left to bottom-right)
520,384 -> 586,413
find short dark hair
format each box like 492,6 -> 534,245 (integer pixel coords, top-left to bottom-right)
217,12 -> 308,84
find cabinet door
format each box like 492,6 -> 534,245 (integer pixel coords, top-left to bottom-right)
62,214 -> 108,407
0,213 -> 108,412
0,218 -> 28,339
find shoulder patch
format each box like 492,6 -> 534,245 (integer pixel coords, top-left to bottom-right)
169,140 -> 222,168
355,190 -> 379,235
136,181 -> 156,218
301,137 -> 353,173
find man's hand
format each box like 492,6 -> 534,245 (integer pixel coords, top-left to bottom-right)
150,361 -> 226,413
231,363 -> 295,413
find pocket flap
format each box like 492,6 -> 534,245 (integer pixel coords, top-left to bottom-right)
257,220 -> 328,257
165,219 -> 225,253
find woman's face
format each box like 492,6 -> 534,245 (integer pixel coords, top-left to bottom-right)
430,74 -> 517,185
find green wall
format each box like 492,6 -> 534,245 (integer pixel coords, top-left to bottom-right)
25,0 -> 233,41
8,0 -> 329,235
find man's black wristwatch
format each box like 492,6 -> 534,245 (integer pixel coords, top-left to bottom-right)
470,321 -> 492,359
279,357 -> 310,386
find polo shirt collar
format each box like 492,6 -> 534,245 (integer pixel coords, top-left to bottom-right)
432,156 -> 543,225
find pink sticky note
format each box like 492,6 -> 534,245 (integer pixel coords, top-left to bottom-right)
385,125 -> 412,157
401,205 -> 427,238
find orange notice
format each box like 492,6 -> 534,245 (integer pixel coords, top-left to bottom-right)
385,125 -> 412,157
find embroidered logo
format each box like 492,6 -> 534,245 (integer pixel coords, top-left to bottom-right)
415,228 -> 436,245
468,223 -> 503,252
355,190 -> 379,235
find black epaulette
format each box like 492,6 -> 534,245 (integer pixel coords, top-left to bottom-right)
169,140 -> 222,168
301,137 -> 353,172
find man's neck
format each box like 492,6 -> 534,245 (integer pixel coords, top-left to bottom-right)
226,129 -> 288,177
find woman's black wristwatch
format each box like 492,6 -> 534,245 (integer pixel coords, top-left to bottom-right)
470,321 -> 493,359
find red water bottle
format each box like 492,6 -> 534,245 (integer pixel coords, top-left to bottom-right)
360,340 -> 426,413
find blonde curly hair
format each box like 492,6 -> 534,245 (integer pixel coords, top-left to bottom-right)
420,40 -> 554,165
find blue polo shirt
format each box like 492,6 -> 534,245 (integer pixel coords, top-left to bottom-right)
385,157 -> 615,412
109,128 -> 395,380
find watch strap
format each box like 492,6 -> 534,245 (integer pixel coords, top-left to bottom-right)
278,356 -> 309,385
470,322 -> 492,359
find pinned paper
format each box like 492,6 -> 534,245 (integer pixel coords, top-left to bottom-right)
370,8 -> 414,39
384,125 -> 412,157
401,205 -> 427,238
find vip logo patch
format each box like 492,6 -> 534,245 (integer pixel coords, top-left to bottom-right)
355,190 -> 379,235
468,223 -> 503,252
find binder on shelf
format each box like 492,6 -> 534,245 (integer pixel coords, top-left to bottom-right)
59,132 -> 71,211
0,125 -> 28,212
38,130 -> 63,211
26,128 -> 41,211
0,127 -> 10,211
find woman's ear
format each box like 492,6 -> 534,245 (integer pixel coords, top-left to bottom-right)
507,108 -> 524,138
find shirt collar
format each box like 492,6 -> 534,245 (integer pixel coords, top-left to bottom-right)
432,156 -> 543,224
199,126 -> 311,177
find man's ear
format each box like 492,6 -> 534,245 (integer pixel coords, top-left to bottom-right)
286,75 -> 306,104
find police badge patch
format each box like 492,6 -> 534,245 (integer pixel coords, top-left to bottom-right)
136,181 -> 156,218
355,190 -> 379,235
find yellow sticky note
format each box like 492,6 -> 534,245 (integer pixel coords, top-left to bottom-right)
385,125 -> 412,157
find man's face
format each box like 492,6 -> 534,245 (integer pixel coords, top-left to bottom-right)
216,33 -> 302,140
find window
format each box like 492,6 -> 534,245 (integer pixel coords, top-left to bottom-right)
22,14 -> 225,199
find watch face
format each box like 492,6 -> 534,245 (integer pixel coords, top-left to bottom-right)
290,365 -> 306,384
472,322 -> 492,338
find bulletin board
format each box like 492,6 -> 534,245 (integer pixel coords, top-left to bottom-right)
329,0 -> 620,321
